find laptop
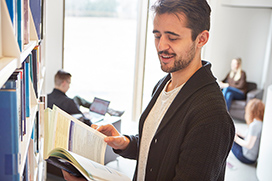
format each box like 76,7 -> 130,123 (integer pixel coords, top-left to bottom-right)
88,97 -> 110,123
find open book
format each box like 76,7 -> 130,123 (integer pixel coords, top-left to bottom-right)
44,105 -> 131,181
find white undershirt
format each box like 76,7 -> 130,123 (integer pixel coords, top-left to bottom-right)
137,80 -> 184,181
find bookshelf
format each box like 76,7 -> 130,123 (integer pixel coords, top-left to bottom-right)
0,0 -> 46,180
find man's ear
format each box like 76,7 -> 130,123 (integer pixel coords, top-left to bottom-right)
196,30 -> 209,48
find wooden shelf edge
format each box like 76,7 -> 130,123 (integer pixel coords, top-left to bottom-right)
19,41 -> 37,66
0,57 -> 17,88
19,105 -> 38,175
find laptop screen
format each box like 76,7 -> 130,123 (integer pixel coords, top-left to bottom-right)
89,97 -> 110,115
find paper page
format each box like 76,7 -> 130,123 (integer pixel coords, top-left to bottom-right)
44,108 -> 53,158
52,106 -> 107,165
67,150 -> 131,181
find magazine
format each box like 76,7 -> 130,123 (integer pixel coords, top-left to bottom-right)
43,105 -> 131,181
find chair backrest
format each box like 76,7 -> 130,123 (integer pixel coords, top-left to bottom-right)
247,82 -> 257,93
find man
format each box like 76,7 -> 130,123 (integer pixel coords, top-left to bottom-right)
63,0 -> 235,180
47,70 -> 92,125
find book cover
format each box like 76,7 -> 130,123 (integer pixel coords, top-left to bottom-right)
29,0 -> 41,39
46,148 -> 131,181
31,49 -> 38,97
2,72 -> 23,141
44,106 -> 131,181
17,0 -> 23,51
23,0 -> 29,45
0,89 -> 20,180
16,69 -> 26,136
5,0 -> 16,33
24,57 -> 31,117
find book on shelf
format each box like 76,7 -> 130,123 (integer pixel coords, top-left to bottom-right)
23,0 -> 30,45
3,71 -> 24,141
31,111 -> 39,154
0,86 -> 20,180
23,57 -> 31,118
31,46 -> 39,97
44,106 -> 131,181
17,0 -> 23,51
29,0 -> 41,39
5,0 -> 17,34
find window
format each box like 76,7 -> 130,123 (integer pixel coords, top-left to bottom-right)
64,0 -> 138,120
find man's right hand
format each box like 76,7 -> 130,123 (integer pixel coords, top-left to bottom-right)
92,124 -> 130,150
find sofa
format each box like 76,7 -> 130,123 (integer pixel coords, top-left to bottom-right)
229,82 -> 264,121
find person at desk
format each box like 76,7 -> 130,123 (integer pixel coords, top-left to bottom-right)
62,0 -> 235,180
219,57 -> 247,110
47,70 -> 92,126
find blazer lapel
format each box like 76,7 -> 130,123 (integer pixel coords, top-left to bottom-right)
155,61 -> 216,135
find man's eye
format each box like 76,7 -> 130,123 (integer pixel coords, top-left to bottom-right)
169,37 -> 177,41
154,34 -> 161,39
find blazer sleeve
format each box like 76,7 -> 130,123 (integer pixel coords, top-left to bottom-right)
113,134 -> 139,160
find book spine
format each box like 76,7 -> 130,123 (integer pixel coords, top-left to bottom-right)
29,0 -> 41,39
0,90 -> 20,180
23,0 -> 29,45
24,58 -> 31,117
17,0 -> 23,51
5,0 -> 16,33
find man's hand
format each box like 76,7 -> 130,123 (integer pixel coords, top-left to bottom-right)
92,124 -> 130,150
61,170 -> 87,181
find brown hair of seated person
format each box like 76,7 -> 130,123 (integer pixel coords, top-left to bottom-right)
54,70 -> 72,93
245,98 -> 265,125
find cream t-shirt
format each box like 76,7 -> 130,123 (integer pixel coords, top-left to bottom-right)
137,80 -> 184,181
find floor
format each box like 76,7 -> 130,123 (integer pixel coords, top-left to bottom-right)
46,119 -> 259,181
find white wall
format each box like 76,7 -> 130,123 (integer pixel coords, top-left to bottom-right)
204,0 -> 272,90
44,0 -> 64,94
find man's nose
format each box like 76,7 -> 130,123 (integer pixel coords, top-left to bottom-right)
157,36 -> 170,52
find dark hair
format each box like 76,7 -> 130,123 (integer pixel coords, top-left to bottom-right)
54,70 -> 72,86
151,0 -> 211,41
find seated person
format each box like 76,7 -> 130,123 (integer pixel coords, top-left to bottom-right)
232,98 -> 265,164
47,70 -> 92,126
219,57 -> 247,110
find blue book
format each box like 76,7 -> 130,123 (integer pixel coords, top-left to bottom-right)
2,72 -> 23,141
5,0 -> 15,28
29,0 -> 41,39
0,89 -> 20,181
17,0 -> 23,51
24,58 -> 31,117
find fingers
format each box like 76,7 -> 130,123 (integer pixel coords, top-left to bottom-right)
91,124 -> 98,129
91,124 -> 129,150
94,124 -> 120,137
104,135 -> 130,150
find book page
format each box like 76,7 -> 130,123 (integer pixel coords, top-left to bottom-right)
48,148 -> 131,181
44,108 -> 53,158
51,106 -> 107,165
69,150 -> 131,181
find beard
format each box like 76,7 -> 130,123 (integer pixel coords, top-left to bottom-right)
159,42 -> 196,73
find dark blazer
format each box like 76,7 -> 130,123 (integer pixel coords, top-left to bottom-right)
47,88 -> 82,115
116,61 -> 235,181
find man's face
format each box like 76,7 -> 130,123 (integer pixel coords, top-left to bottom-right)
153,13 -> 196,73
63,78 -> 71,93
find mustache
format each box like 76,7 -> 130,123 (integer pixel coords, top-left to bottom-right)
158,50 -> 176,56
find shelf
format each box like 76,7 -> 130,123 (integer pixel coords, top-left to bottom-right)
221,0 -> 272,8
38,66 -> 46,97
20,41 -> 38,66
0,57 -> 17,88
19,104 -> 38,175
1,0 -> 46,180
